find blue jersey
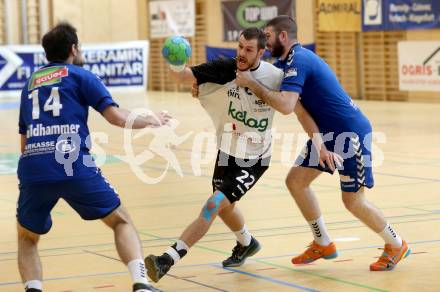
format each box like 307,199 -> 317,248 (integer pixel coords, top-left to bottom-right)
18,63 -> 117,185
274,44 -> 371,135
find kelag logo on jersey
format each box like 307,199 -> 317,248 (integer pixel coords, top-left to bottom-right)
29,66 -> 68,90
228,101 -> 268,132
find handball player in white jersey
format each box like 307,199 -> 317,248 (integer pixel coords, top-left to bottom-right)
145,28 -> 336,283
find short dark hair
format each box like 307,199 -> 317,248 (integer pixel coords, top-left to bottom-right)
266,15 -> 297,39
42,22 -> 79,62
240,27 -> 267,50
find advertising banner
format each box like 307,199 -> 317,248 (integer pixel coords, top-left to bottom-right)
398,41 -> 440,91
363,0 -> 440,31
222,0 -> 294,41
0,41 -> 149,98
318,0 -> 361,32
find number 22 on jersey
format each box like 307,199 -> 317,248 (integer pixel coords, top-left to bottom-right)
236,169 -> 255,195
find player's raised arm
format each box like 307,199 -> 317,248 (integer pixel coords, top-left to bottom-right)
169,66 -> 196,84
101,106 -> 171,129
79,69 -> 172,129
162,36 -> 237,87
236,70 -> 297,115
190,58 -> 236,85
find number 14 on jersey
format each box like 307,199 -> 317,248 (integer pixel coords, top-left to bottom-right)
28,87 -> 63,119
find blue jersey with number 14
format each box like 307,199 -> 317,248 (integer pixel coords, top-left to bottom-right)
18,63 -> 118,185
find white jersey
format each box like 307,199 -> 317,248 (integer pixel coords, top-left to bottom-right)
194,60 -> 283,159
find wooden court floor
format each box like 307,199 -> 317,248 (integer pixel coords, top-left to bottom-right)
1,91 -> 439,291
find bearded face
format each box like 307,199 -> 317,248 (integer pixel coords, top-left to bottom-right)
270,34 -> 284,58
264,26 -> 284,58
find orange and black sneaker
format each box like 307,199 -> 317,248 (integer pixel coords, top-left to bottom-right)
291,241 -> 338,265
370,240 -> 411,271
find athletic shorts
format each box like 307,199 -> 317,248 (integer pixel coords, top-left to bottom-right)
295,132 -> 374,193
16,170 -> 120,234
212,151 -> 270,203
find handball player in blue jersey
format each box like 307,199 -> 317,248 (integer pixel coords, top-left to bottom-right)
16,22 -> 166,292
235,16 -> 410,271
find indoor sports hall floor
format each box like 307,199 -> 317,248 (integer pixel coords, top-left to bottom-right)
1,91 -> 439,291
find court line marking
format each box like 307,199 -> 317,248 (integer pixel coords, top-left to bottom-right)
1,214 -> 438,257
165,273 -> 228,292
373,172 -> 440,183
84,249 -> 228,291
133,145 -> 440,171
219,265 -> 320,292
133,203 -> 438,232
93,284 -> 115,289
3,149 -> 439,187
0,102 -> 20,110
0,186 -> 437,223
82,244 -> 317,291
0,271 -> 128,286
115,162 -> 440,186
93,142 -> 440,168
0,238 -> 438,289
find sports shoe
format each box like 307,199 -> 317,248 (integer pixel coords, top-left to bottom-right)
222,237 -> 261,267
370,240 -> 411,271
132,283 -> 162,292
145,253 -> 173,283
291,241 -> 338,264
25,289 -> 42,292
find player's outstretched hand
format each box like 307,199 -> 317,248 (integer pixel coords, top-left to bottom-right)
147,111 -> 172,127
319,147 -> 343,172
169,64 -> 186,72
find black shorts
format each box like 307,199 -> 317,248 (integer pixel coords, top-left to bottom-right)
212,151 -> 270,203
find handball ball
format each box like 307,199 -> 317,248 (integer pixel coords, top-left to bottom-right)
162,36 -> 192,66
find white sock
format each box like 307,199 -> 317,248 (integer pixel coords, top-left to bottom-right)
378,223 -> 402,247
175,239 -> 189,251
234,225 -> 252,246
165,240 -> 189,264
24,280 -> 42,291
127,259 -> 148,285
308,216 -> 332,246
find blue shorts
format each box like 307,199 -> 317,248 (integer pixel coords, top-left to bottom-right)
295,132 -> 374,193
17,171 -> 121,234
